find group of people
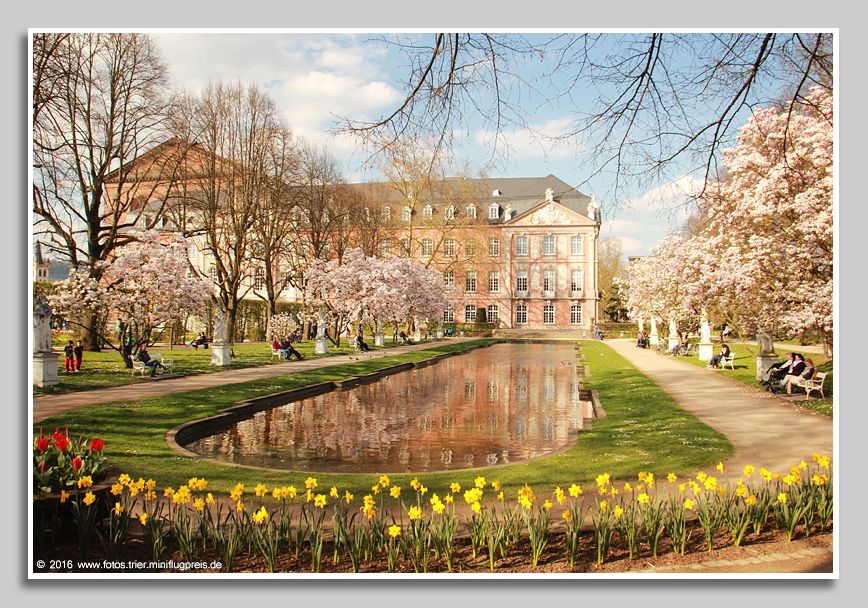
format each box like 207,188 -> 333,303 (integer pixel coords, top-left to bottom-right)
271,334 -> 304,361
636,331 -> 650,348
761,352 -> 817,394
188,332 -> 210,349
63,340 -> 83,372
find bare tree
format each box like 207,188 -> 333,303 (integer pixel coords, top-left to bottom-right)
32,32 -> 177,350
337,32 -> 833,209
172,81 -> 287,342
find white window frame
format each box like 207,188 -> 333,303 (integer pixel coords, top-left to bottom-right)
423,205 -> 433,219
570,305 -> 583,325
466,204 -> 477,219
488,204 -> 500,219
488,270 -> 500,293
443,309 -> 454,323
465,238 -> 478,258
515,269 -> 528,292
443,238 -> 455,256
465,270 -> 477,293
571,235 -> 584,255
464,304 -> 476,323
382,206 -> 391,220
379,238 -> 391,258
488,237 -> 500,257
543,268 -> 556,292
543,235 -> 556,255
516,236 -> 528,256
445,205 -> 455,220
402,206 -> 412,222
515,305 -> 528,325
487,305 -> 499,324
443,269 -> 455,286
570,268 -> 584,293
421,238 -> 434,257
254,267 -> 266,290
543,304 -> 555,324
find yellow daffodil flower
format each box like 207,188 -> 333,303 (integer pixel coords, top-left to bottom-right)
389,524 -> 401,538
390,486 -> 401,499
83,492 -> 96,506
667,473 -> 678,483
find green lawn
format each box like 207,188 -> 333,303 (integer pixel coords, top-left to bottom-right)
665,345 -> 833,418
34,340 -> 734,503
34,338 -> 422,396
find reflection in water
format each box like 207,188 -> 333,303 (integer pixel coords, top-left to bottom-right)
185,343 -> 593,474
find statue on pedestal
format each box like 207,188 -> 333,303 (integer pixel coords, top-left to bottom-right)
33,295 -> 53,353
757,330 -> 775,354
214,308 -> 228,343
700,311 -> 712,343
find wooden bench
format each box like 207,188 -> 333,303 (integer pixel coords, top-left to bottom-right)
132,353 -> 173,377
804,371 -> 828,399
721,354 -> 735,370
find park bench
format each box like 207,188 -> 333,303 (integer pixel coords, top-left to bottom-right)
721,354 -> 735,370
271,346 -> 284,360
132,353 -> 173,377
804,371 -> 828,399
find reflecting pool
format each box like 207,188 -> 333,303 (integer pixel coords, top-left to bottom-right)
184,343 -> 593,473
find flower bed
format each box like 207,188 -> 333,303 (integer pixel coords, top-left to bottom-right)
32,456 -> 832,574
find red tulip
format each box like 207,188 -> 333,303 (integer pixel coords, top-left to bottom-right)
72,457 -> 82,470
52,429 -> 69,451
90,439 -> 104,452
36,438 -> 50,451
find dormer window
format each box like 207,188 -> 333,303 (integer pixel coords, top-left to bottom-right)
466,205 -> 477,219
423,205 -> 433,219
402,206 -> 412,221
445,205 -> 455,221
382,207 -> 391,221
488,203 -> 500,220
492,189 -> 502,196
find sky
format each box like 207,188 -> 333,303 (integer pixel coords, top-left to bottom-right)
152,31 -> 697,257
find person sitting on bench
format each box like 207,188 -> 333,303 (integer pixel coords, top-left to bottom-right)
137,347 -> 166,377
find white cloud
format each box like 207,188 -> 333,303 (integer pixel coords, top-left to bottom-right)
474,117 -> 585,161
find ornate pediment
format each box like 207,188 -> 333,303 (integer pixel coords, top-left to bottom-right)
510,200 -> 593,226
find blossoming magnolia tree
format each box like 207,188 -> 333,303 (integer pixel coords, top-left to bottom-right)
629,88 -> 833,356
51,231 -> 213,367
627,232 -> 704,340
304,249 -> 449,338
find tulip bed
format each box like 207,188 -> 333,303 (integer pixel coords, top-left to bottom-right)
33,456 -> 832,574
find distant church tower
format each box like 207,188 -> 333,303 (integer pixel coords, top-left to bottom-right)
34,242 -> 50,281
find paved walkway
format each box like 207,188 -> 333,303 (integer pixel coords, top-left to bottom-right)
604,339 -> 834,478
32,338 -> 479,424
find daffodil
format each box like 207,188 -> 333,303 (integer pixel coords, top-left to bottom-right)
637,492 -> 650,504
595,473 -> 610,487
344,491 -> 353,504
599,499 -> 608,511
139,513 -> 148,525
330,486 -> 339,499
305,477 -> 317,490
614,505 -> 624,518
379,475 -> 390,488
777,493 -> 787,504
83,491 -> 96,506
474,476 -> 486,489
717,461 -> 724,473
562,509 -> 573,522
543,500 -> 553,511
388,524 -> 401,538
60,490 -> 70,503
314,494 -> 327,509
684,499 -> 694,510
111,482 -> 124,495
390,486 -> 401,499
471,501 -> 482,515
206,493 -> 215,504
492,480 -> 502,492
255,484 -> 269,497
569,483 -> 582,497
119,473 -> 131,486
194,498 -> 205,511
667,473 -> 678,483
408,506 -> 422,520
743,465 -> 756,476
78,476 -> 93,489
450,482 -> 461,494
745,495 -> 757,506
112,502 -> 123,516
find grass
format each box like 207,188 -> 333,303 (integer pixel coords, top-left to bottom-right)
666,344 -> 834,418
35,337 -> 423,396
34,339 -> 735,503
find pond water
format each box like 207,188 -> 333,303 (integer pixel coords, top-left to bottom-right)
184,343 -> 593,474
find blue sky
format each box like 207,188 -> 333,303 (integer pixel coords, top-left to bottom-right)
153,32 -> 749,256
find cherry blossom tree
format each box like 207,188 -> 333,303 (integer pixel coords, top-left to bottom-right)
695,87 -> 833,355
304,249 -> 448,341
51,231 -> 212,367
630,88 -> 833,356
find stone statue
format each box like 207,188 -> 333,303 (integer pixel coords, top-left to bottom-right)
33,295 -> 53,353
700,311 -> 712,343
316,308 -> 327,339
669,319 -> 678,339
757,329 -> 775,354
214,308 -> 228,342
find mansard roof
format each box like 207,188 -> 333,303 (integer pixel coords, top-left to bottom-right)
355,174 -> 594,223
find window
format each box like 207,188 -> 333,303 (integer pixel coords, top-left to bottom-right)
488,237 -> 500,256
543,235 -> 556,255
543,305 -> 555,324
515,305 -> 528,325
488,270 -> 500,293
443,238 -> 455,256
543,268 -> 556,292
423,205 -> 433,219
254,267 -> 266,290
516,236 -> 528,256
488,204 -> 500,219
382,207 -> 391,221
445,205 -> 455,220
319,243 -> 330,260
571,235 -> 584,255
570,305 -> 583,325
421,238 -> 434,257
465,304 -> 476,323
487,305 -> 499,324
465,238 -> 478,258
466,205 -> 477,219
443,269 -> 454,286
209,266 -> 218,283
402,206 -> 412,221
399,237 -> 410,257
443,309 -> 454,323
465,270 -> 477,293
570,268 -> 583,292
515,269 -> 528,292
379,238 -> 391,258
